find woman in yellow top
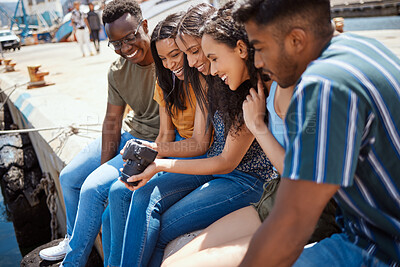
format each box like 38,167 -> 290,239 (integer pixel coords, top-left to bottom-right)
153,81 -> 196,142
101,12 -> 212,267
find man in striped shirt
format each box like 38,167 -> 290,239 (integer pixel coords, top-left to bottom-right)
234,0 -> 400,266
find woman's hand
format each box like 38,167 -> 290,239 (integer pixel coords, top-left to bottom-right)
139,140 -> 158,151
120,160 -> 159,191
243,77 -> 269,135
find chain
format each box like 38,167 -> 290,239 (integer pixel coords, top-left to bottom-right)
47,174 -> 58,240
31,172 -> 58,240
3,122 -> 100,239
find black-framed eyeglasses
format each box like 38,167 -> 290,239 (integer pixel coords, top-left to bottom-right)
108,20 -> 143,51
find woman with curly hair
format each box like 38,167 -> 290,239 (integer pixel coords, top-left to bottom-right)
161,3 -> 291,265
162,2 -> 340,266
119,3 -> 277,267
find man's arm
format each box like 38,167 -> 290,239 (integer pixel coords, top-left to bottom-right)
101,103 -> 125,164
240,178 -> 339,267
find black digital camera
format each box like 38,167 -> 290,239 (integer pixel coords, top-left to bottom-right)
120,139 -> 158,186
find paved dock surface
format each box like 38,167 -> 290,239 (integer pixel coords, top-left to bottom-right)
0,42 -> 119,240
1,41 -> 118,162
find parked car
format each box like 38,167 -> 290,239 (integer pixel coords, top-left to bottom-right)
0,30 -> 21,51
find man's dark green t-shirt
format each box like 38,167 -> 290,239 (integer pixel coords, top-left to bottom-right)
107,57 -> 159,141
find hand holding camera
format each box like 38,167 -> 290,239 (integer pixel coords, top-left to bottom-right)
120,139 -> 158,186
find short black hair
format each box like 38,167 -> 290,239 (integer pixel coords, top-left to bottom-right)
102,0 -> 142,25
233,0 -> 332,39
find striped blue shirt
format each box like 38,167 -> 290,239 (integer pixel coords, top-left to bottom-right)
282,33 -> 400,265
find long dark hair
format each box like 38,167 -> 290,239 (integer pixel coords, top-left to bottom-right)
176,3 -> 217,114
150,12 -> 191,117
201,1 -> 269,136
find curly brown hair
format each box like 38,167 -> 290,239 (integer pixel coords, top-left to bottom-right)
202,1 -> 269,137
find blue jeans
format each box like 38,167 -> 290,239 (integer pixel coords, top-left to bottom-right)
293,233 -> 390,267
59,131 -> 141,267
102,182 -> 131,267
102,133 -> 207,267
120,170 -> 264,267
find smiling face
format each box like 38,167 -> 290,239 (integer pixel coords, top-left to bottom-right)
175,33 -> 210,75
201,34 -> 249,91
156,38 -> 184,80
245,20 -> 299,88
105,13 -> 152,66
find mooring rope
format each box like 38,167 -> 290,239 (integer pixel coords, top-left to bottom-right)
0,82 -> 29,111
0,82 -> 29,94
0,123 -> 102,155
0,123 -> 102,135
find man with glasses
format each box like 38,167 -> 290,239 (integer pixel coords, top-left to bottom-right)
39,0 -> 159,265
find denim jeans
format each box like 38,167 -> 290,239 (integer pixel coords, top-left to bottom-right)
119,170 -> 264,267
102,182 -> 131,267
293,233 -> 390,267
59,131 -> 140,267
102,174 -> 160,267
102,133 -> 208,267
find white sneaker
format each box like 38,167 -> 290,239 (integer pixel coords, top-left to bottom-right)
39,235 -> 70,261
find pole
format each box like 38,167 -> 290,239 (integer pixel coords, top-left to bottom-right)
11,0 -> 21,31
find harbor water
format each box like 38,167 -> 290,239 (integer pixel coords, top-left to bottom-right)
0,191 -> 21,266
343,15 -> 400,31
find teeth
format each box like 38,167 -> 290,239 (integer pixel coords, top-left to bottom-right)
173,67 -> 183,75
126,50 -> 138,58
220,75 -> 227,82
197,64 -> 204,71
